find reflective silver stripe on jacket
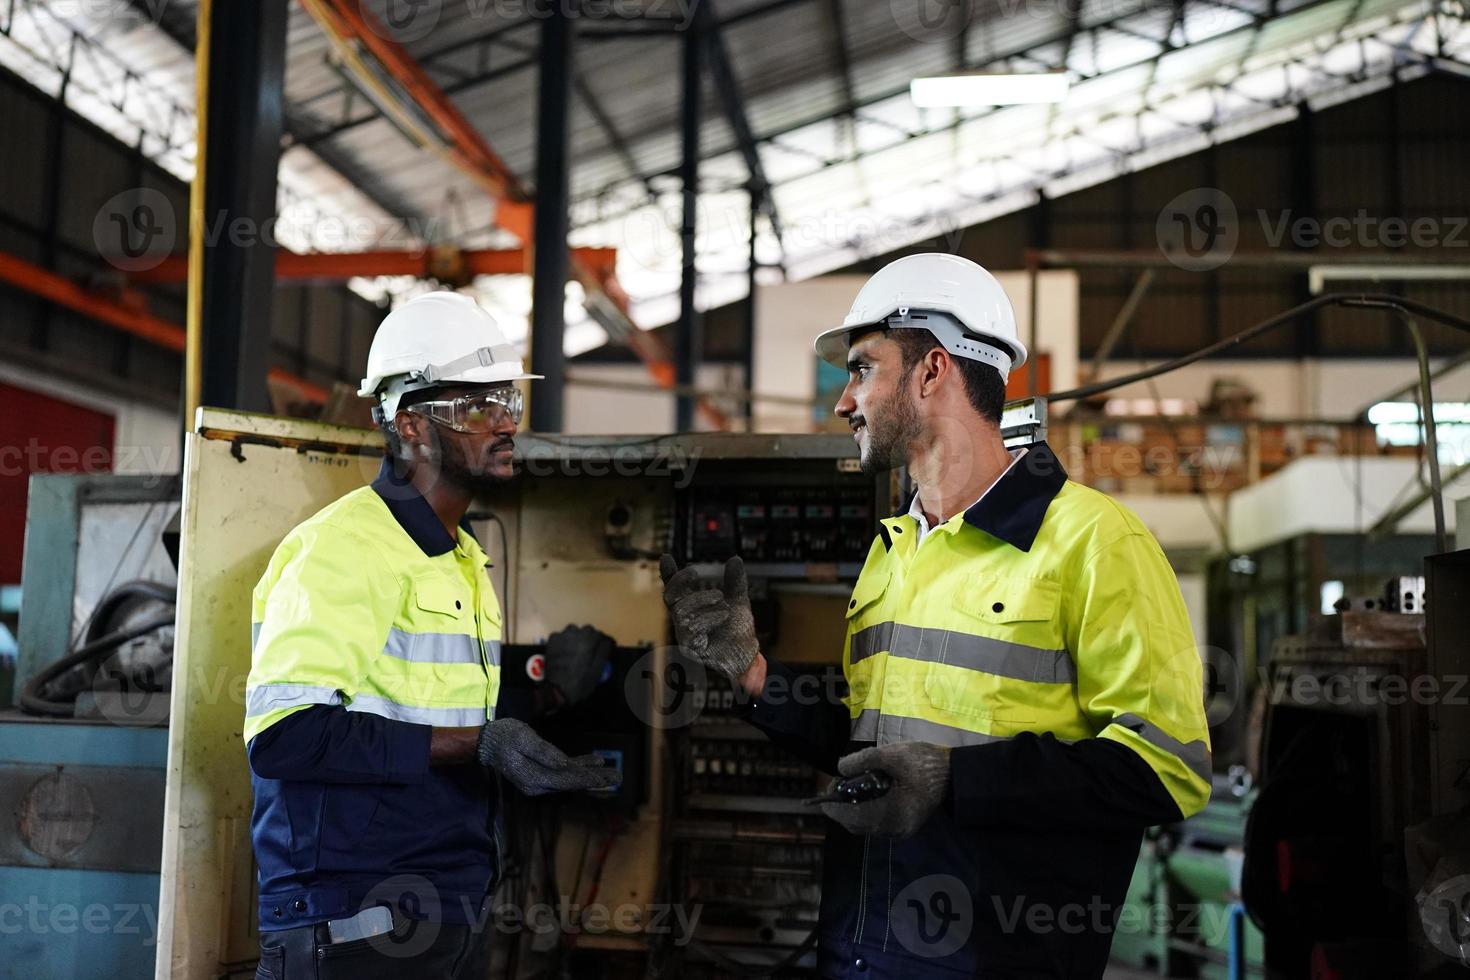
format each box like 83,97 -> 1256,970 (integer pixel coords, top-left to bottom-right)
847,708 -> 1211,779
849,621 -> 1075,684
346,694 -> 487,727
1113,713 -> 1212,783
382,628 -> 486,665
245,683 -> 342,718
849,708 -> 1012,748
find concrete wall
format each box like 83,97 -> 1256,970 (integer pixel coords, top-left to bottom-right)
1087,357 -> 1470,420
562,363 -> 743,434
1087,357 -> 1470,556
1227,455 -> 1465,552
1113,493 -> 1232,554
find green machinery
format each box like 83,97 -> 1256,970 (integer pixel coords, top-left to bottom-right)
1113,771 -> 1264,979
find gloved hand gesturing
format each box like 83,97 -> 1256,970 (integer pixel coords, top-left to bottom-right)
476,718 -> 620,796
544,624 -> 614,706
659,555 -> 759,679
820,741 -> 951,838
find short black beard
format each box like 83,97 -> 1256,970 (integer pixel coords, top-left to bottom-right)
421,425 -> 514,496
860,373 -> 922,475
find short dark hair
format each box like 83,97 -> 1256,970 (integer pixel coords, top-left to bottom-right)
885,328 -> 1007,425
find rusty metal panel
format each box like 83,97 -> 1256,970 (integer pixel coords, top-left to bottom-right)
158,409 -> 383,978
0,764 -> 165,873
1339,610 -> 1428,650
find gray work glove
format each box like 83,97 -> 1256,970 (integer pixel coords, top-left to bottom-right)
476,718 -> 620,796
544,624 -> 614,706
820,741 -> 952,838
659,555 -> 759,679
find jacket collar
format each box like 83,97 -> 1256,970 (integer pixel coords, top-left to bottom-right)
895,440 -> 1068,553
371,457 -> 460,557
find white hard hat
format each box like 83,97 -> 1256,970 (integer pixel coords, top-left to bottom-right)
358,291 -> 540,418
813,253 -> 1027,381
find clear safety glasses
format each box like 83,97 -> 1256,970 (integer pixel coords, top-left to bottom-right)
407,387 -> 523,432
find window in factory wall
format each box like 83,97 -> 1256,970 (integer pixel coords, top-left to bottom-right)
0,383 -> 115,586
1102,397 -> 1200,416
1320,580 -> 1345,615
1368,401 -> 1470,465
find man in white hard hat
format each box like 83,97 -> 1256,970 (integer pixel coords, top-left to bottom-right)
662,254 -> 1211,978
244,292 -> 617,979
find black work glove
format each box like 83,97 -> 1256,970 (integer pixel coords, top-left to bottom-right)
659,555 -> 759,679
820,741 -> 951,838
544,624 -> 614,707
476,718 -> 620,796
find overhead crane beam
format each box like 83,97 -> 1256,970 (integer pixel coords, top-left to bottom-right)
0,249 -> 328,404
298,0 -> 730,429
129,247 -> 619,285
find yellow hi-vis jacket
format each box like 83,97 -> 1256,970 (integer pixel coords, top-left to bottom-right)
744,442 -> 1212,978
845,450 -> 1211,816
245,485 -> 502,741
243,459 -> 502,932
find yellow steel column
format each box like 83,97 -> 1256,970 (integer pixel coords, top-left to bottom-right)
183,0 -> 211,427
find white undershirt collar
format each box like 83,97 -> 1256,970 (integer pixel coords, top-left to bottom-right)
907,447 -> 1028,546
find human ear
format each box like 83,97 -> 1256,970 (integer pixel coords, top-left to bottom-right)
394,409 -> 427,450
918,348 -> 948,397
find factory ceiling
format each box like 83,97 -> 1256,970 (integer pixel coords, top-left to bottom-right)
2,0 -> 1465,353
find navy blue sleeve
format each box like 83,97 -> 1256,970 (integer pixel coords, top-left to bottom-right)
247,704 -> 431,784
741,657 -> 852,776
949,732 -> 1185,831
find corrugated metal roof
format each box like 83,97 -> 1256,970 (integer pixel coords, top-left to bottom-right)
3,0 -> 1461,354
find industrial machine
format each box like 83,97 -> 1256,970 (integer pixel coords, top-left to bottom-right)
1,473 -> 180,979
662,446 -> 885,976
22,398 -> 1467,980
146,409 -> 895,978
153,402 -> 1058,979
1240,564 -> 1470,979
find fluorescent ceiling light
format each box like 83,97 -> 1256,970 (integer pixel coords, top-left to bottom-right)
909,72 -> 1069,107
